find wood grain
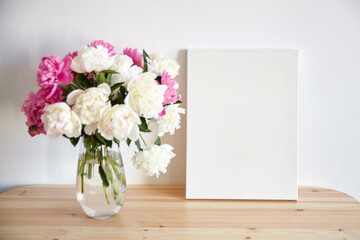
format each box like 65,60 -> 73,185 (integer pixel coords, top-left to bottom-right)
0,185 -> 359,239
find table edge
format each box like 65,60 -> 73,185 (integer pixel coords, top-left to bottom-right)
1,184 -> 359,203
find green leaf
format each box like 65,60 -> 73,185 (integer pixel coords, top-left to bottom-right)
114,138 -> 120,146
77,73 -> 92,88
91,71 -> 97,80
116,91 -> 123,105
116,86 -> 127,104
58,83 -> 77,99
154,137 -> 161,146
58,84 -> 71,91
83,135 -> 91,148
143,49 -> 150,61
70,137 -> 80,147
76,73 -> 86,82
106,73 -> 112,83
155,76 -> 161,84
98,72 -> 106,84
126,138 -> 131,146
72,75 -> 86,89
95,131 -> 112,148
110,82 -> 123,92
82,135 -> 97,155
94,132 -> 106,145
143,49 -> 150,72
98,165 -> 109,187
138,117 -> 151,132
134,139 -> 142,151
120,86 -> 127,97
101,69 -> 118,74
163,100 -> 183,107
110,85 -> 126,105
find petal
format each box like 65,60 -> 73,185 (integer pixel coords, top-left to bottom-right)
84,122 -> 98,135
66,89 -> 84,105
70,56 -> 85,73
158,108 -> 166,117
147,63 -> 161,76
58,71 -> 73,85
62,55 -> 73,69
97,83 -> 111,96
128,124 -> 139,141
45,84 -> 58,99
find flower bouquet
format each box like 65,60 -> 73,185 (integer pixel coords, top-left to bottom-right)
21,40 -> 185,219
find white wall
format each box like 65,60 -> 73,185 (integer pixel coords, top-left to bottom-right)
0,0 -> 359,201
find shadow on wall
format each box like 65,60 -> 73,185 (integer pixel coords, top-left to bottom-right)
159,49 -> 188,184
128,49 -> 189,185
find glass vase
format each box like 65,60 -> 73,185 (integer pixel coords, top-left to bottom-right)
76,137 -> 126,219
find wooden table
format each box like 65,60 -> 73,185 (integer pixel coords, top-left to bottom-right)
0,185 -> 359,240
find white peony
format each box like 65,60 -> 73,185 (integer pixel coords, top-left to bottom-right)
132,144 -> 175,177
98,104 -> 141,141
125,72 -> 167,118
71,45 -> 115,73
41,102 -> 81,138
147,52 -> 180,78
110,55 -> 143,86
67,83 -> 111,130
149,104 -> 185,137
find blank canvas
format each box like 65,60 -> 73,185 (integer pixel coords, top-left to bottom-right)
186,49 -> 298,200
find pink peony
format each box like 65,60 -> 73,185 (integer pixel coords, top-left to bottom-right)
123,48 -> 143,68
37,55 -> 74,97
90,40 -> 116,56
161,71 -> 180,105
21,87 -> 64,136
65,51 -> 78,59
158,108 -> 166,117
65,51 -> 78,79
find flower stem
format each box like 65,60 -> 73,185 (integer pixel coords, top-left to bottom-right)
87,163 -> 92,179
70,81 -> 81,89
78,159 -> 86,194
103,185 -> 110,204
111,161 -> 121,181
139,134 -> 147,146
81,173 -> 84,193
99,145 -> 113,205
